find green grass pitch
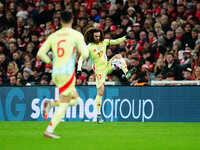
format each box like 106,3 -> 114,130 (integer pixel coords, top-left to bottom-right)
0,122 -> 200,150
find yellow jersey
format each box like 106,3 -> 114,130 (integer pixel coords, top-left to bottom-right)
37,27 -> 88,75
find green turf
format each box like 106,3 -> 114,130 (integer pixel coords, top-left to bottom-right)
0,122 -> 200,150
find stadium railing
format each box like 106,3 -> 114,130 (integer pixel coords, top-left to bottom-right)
150,80 -> 200,86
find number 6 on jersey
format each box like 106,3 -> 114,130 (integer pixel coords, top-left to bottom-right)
57,40 -> 66,57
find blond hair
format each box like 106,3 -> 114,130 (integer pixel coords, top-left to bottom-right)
7,61 -> 19,74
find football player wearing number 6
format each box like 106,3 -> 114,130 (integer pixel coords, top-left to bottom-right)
77,27 -> 131,123
37,11 -> 88,139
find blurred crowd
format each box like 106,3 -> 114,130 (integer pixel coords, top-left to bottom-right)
0,0 -> 200,86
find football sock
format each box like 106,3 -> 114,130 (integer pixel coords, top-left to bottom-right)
46,103 -> 68,133
95,95 -> 102,115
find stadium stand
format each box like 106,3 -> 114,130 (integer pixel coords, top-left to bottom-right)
0,0 -> 200,86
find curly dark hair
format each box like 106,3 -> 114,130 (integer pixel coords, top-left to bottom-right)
84,27 -> 104,44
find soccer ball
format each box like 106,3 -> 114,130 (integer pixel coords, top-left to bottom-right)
111,59 -> 122,70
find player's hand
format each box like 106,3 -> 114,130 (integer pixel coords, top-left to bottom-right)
77,71 -> 82,78
125,35 -> 131,39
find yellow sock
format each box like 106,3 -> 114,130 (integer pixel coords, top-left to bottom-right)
69,97 -> 81,106
95,95 -> 102,114
46,103 -> 68,133
120,58 -> 128,74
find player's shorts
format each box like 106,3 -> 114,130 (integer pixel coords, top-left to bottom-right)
94,69 -> 107,88
52,71 -> 76,96
94,57 -> 122,88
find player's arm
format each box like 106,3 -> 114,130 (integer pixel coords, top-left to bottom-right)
77,55 -> 84,71
77,33 -> 89,59
77,46 -> 90,72
106,36 -> 127,45
77,34 -> 89,72
37,37 -> 52,64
